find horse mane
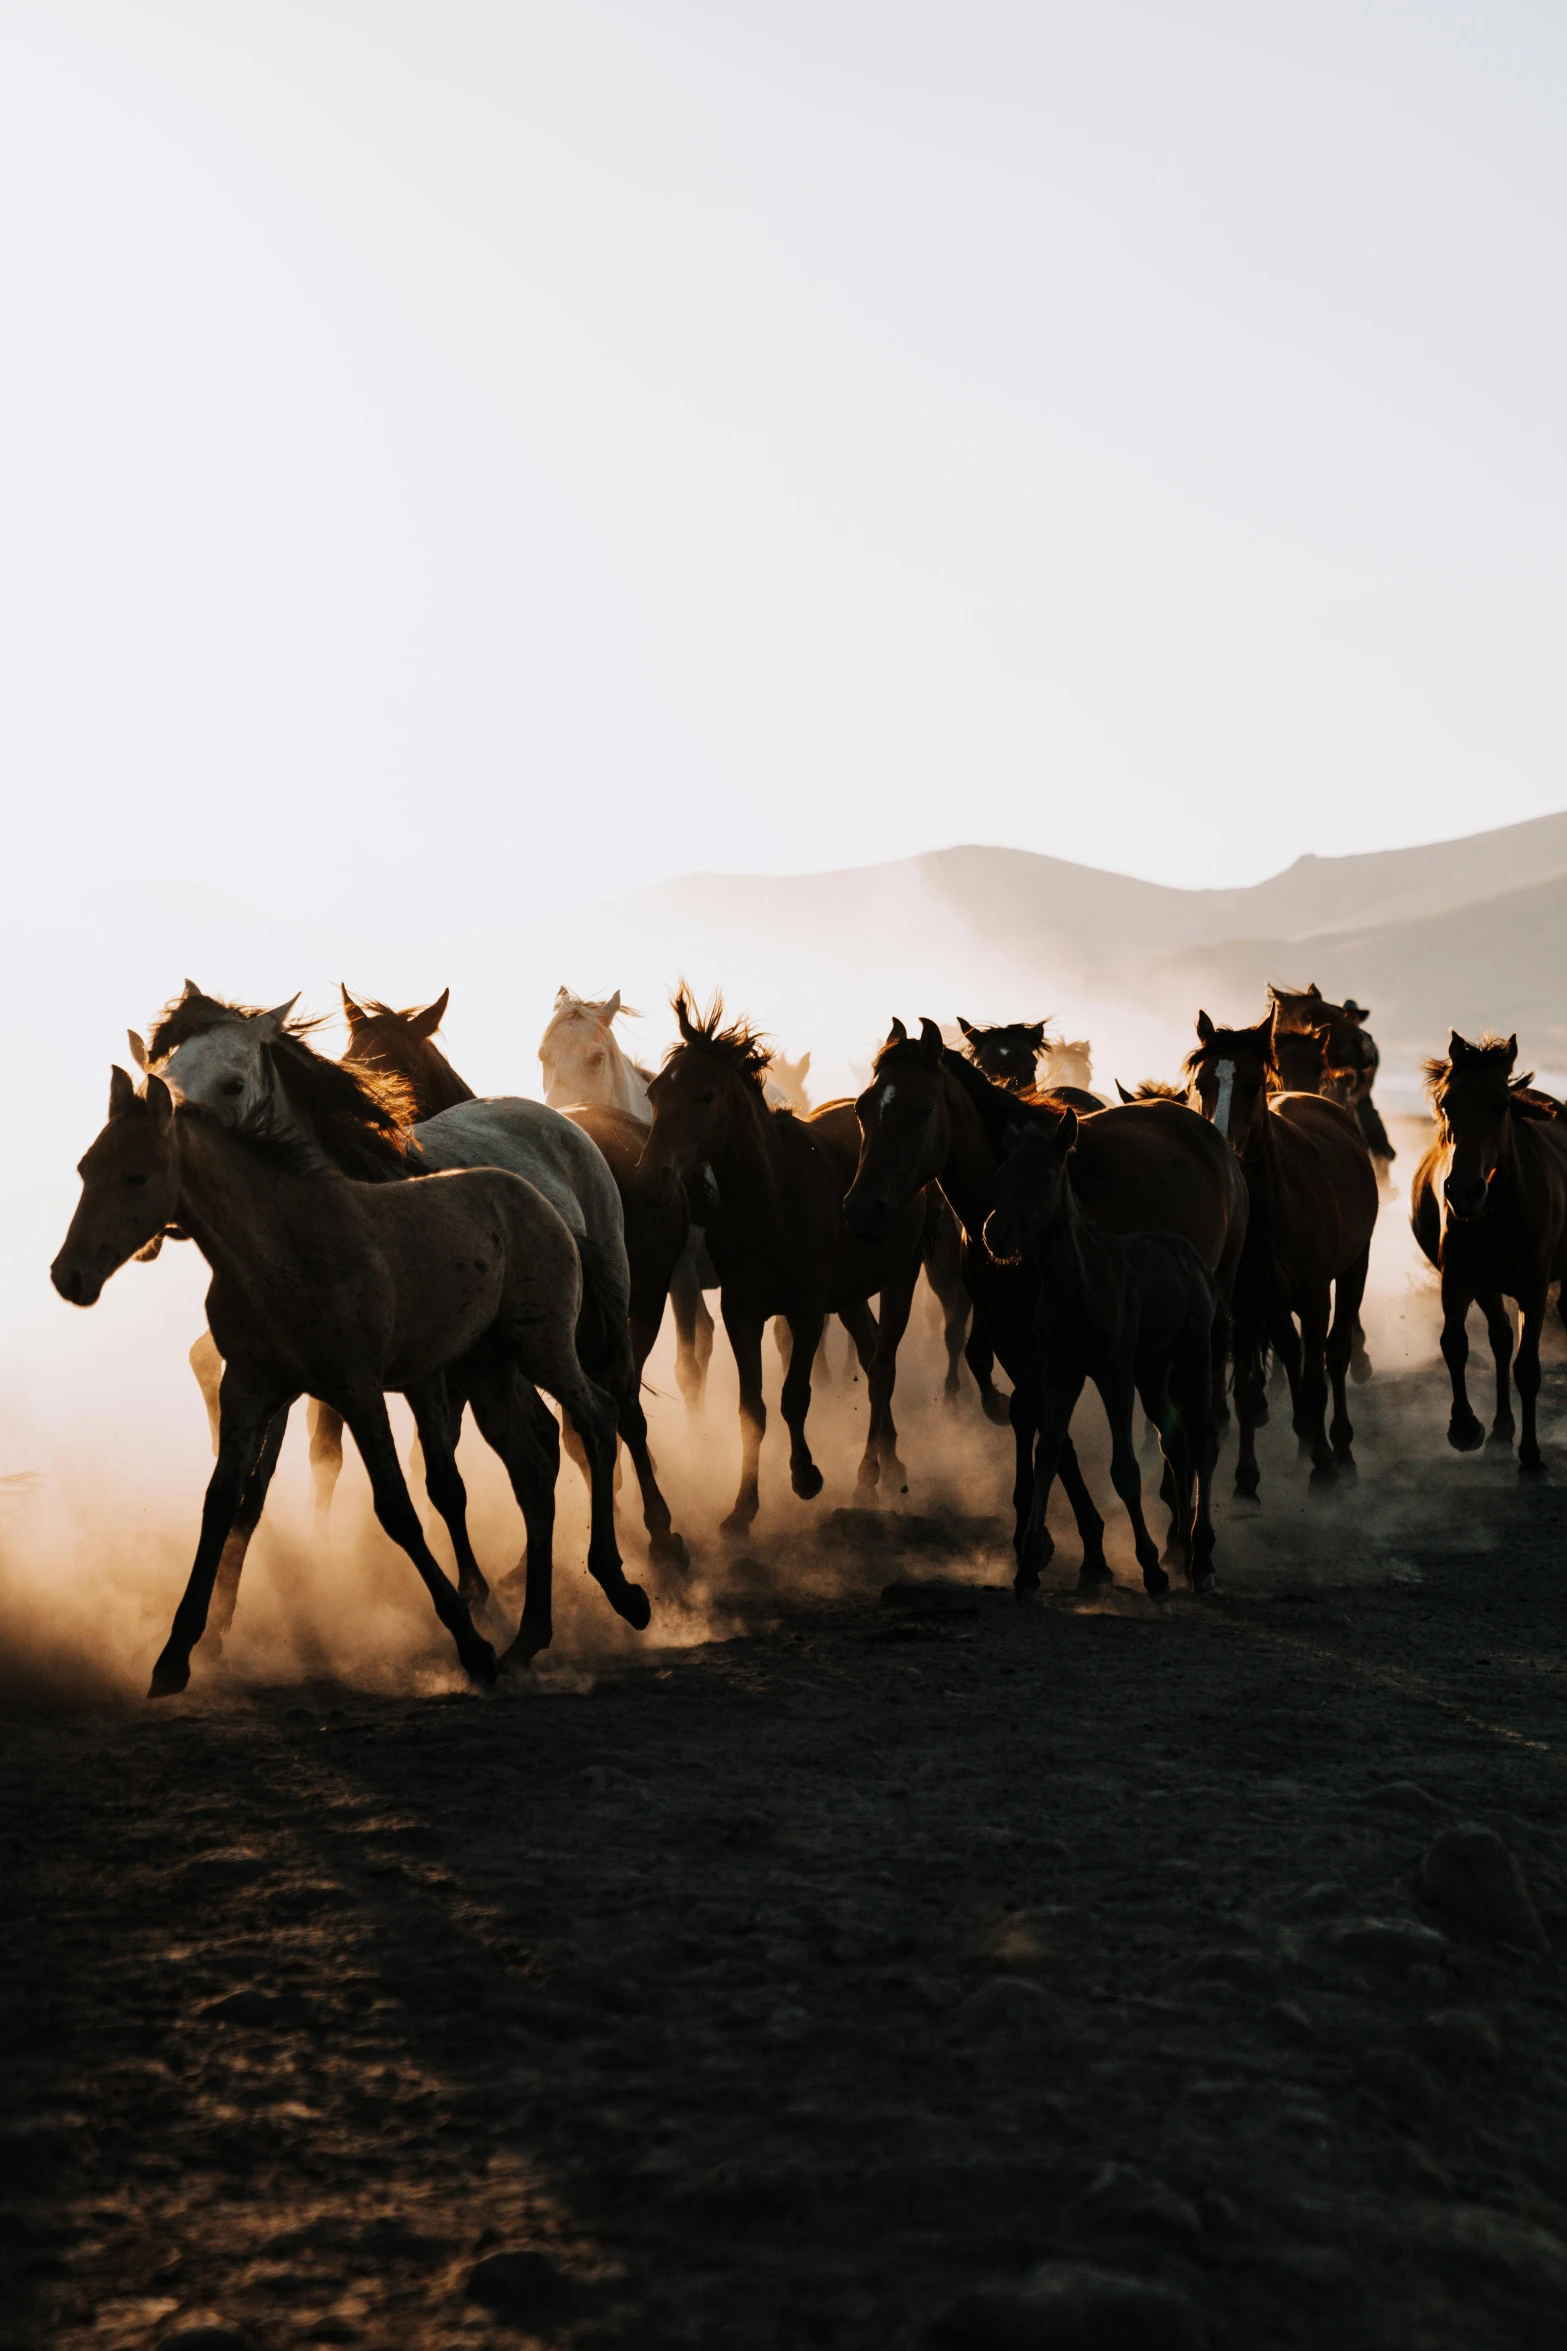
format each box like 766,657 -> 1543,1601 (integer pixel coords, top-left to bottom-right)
1182,1025 -> 1275,1081
148,990 -> 412,1180
1127,1078 -> 1186,1101
1421,1035 -> 1527,1101
147,989 -> 324,1062
668,985 -> 773,1088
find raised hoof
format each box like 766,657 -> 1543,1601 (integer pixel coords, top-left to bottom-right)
791,1461 -> 826,1501
980,1390 -> 1013,1427
719,1506 -> 758,1541
1350,1353 -> 1373,1385
649,1529 -> 691,1571
147,1650 -> 190,1700
614,1581 -> 653,1631
1447,1418 -> 1486,1454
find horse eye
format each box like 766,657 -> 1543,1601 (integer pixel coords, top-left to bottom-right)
700,1088 -> 718,1105
220,1077 -> 244,1097
123,1173 -> 147,1190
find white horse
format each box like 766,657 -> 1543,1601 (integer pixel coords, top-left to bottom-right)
144,986 -> 687,1567
1041,1034 -> 1094,1093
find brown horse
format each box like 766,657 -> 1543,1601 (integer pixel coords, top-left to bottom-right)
1268,982 -> 1395,1174
984,1109 -> 1220,1593
52,1069 -> 647,1695
340,985 -> 475,1114
960,1016 -> 1104,1114
1185,1011 -> 1378,1494
844,1021 -> 1246,1589
637,991 -> 928,1530
1412,1033 -> 1567,1470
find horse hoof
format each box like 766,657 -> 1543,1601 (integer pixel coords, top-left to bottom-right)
1350,1355 -> 1373,1385
1233,1472 -> 1260,1502
1332,1448 -> 1357,1473
719,1508 -> 757,1540
650,1530 -> 691,1571
505,1617 -> 552,1669
1144,1570 -> 1171,1602
1447,1419 -> 1485,1453
464,1639 -> 500,1686
1308,1462 -> 1337,1488
1486,1425 -> 1516,1448
1519,1456 -> 1548,1478
791,1463 -> 825,1501
981,1391 -> 1012,1427
1077,1564 -> 1115,1594
1013,1570 -> 1041,1600
616,1582 -> 653,1631
147,1652 -> 190,1700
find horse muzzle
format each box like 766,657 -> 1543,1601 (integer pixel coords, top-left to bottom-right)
51,1255 -> 106,1307
1443,1172 -> 1493,1221
844,1190 -> 892,1246
981,1212 -> 1023,1265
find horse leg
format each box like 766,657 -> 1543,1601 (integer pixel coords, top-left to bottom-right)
405,1375 -> 488,1607
609,1334 -> 690,1569
190,1329 -> 223,1453
207,1401 -> 293,1648
776,1302 -> 827,1501
1182,1333 -> 1220,1592
718,1299 -> 767,1536
1231,1314 -> 1266,1501
1103,1367 -> 1170,1598
1514,1287 -> 1549,1474
967,1316 -> 1011,1426
670,1241 -> 715,1415
1327,1246 -> 1370,1465
1008,1374 -> 1049,1590
852,1261 -> 918,1497
1478,1288 -> 1516,1447
306,1401 -> 345,1526
1021,1379 -> 1090,1593
463,1365 -> 563,1665
1297,1290 -> 1335,1480
149,1375 -> 286,1698
335,1390 -> 499,1683
1439,1269 -> 1485,1450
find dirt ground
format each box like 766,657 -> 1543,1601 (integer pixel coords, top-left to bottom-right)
7,1212 -> 1567,2348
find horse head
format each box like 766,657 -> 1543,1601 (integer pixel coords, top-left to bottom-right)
845,1017 -> 948,1244
957,1016 -> 1047,1094
1185,1010 -> 1276,1149
983,1107 -> 1078,1265
1427,1030 -> 1520,1221
638,987 -> 771,1191
539,988 -> 648,1117
341,986 -> 471,1119
52,1070 -> 179,1307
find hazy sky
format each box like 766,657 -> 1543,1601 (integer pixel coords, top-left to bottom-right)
4,0 -> 1565,910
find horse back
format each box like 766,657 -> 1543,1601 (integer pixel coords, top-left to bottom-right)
1268,1092 -> 1379,1271
1070,1099 -> 1240,1278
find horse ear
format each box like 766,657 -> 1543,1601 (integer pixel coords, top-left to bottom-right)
1059,1107 -> 1079,1150
1505,1034 -> 1519,1072
126,1029 -> 149,1072
798,1051 -> 810,1076
917,1018 -> 945,1065
555,985 -> 570,1007
1308,982 -> 1322,999
1196,1011 -> 1215,1044
602,990 -> 621,1021
1448,1030 -> 1468,1063
887,1017 -> 908,1045
182,978 -> 200,998
1026,1023 -> 1045,1047
410,988 -> 450,1039
144,1073 -> 174,1129
956,1016 -> 974,1038
254,995 -> 300,1042
341,984 -> 365,1026
108,1064 -> 138,1119
1116,1079 -> 1135,1104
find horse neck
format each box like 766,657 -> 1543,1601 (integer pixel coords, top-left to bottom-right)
605,1041 -> 652,1121
708,1076 -> 786,1219
169,1118 -> 320,1300
411,1045 -> 475,1116
935,1070 -> 1005,1243
1031,1176 -> 1096,1305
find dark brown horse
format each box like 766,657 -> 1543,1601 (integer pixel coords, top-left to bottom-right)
341,985 -> 475,1115
52,1068 -> 646,1694
984,1109 -> 1220,1593
1185,1011 -> 1378,1494
960,1016 -> 1104,1114
1412,1033 -> 1567,1470
637,991 -> 928,1530
844,1020 -> 1246,1589
1268,983 -> 1395,1172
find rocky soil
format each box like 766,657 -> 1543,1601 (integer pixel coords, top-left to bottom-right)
6,1345 -> 1567,2351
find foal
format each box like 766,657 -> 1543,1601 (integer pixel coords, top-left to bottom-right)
984,1110 -> 1219,1595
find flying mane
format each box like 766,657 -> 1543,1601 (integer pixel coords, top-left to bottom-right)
147,991 -> 413,1181
1420,1036 -> 1558,1117
669,986 -> 774,1091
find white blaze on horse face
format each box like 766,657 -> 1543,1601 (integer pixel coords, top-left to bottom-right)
1211,1058 -> 1237,1138
879,1084 -> 897,1109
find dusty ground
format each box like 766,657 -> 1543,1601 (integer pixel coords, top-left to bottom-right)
6,1227 -> 1567,2348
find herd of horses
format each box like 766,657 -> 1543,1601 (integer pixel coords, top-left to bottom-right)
48,972 -> 1567,1697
